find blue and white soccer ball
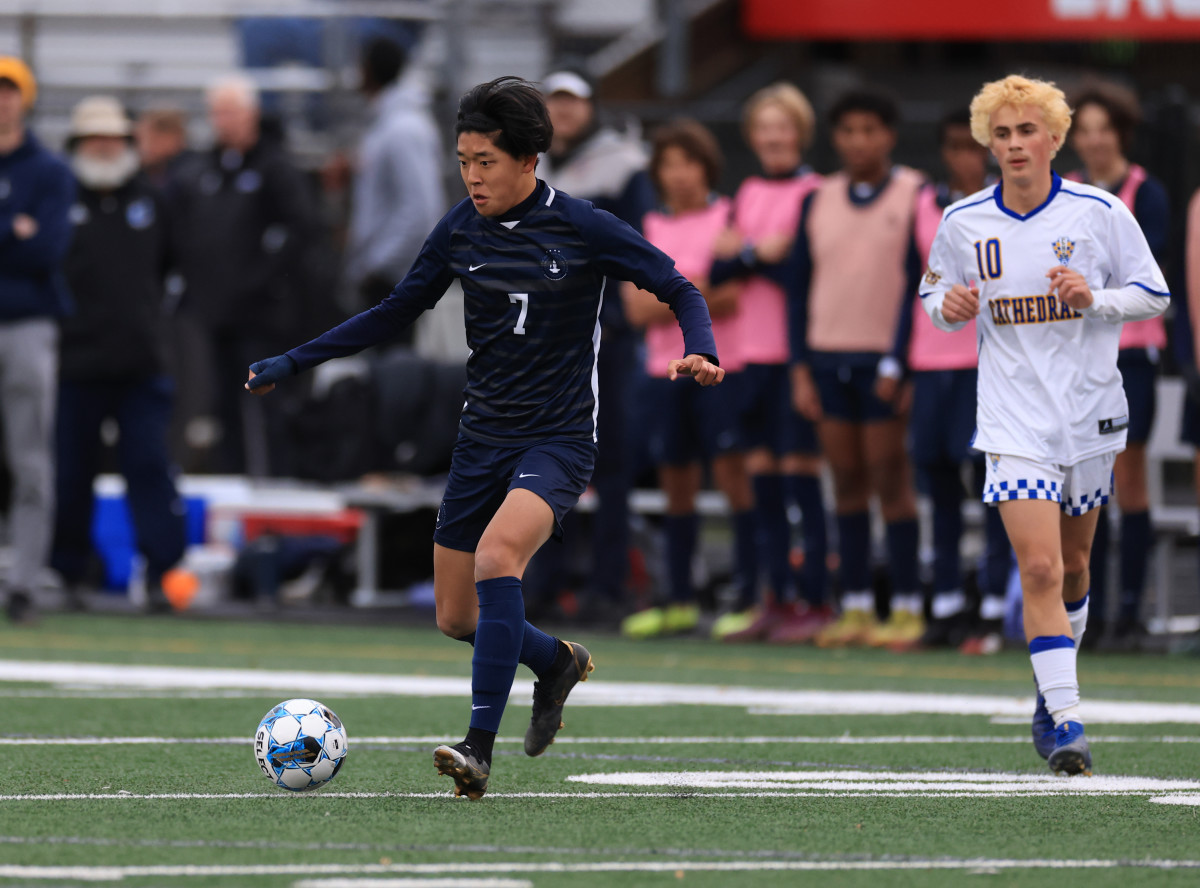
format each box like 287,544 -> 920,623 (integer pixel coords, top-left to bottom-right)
254,698 -> 348,792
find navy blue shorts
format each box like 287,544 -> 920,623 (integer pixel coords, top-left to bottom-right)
1117,348 -> 1158,444
739,363 -> 819,455
1183,394 -> 1200,447
433,433 -> 597,552
646,373 -> 744,467
909,368 -> 978,466
809,351 -> 895,423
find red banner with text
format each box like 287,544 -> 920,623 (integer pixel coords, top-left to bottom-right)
744,0 -> 1200,39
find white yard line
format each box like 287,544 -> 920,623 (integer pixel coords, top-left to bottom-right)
3,772 -> 1200,802
293,882 -> 532,888
1,734 -> 1197,746
1,858 -> 1199,881
1,660 -> 1198,724
565,770 -> 1200,794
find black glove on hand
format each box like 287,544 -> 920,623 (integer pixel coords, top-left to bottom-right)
246,354 -> 298,390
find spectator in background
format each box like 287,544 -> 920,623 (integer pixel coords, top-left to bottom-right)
1182,190 -> 1200,616
537,69 -> 656,620
343,37 -> 445,315
136,106 -> 212,471
881,109 -> 1012,654
541,69 -> 655,228
51,96 -> 187,613
620,119 -> 755,639
134,106 -> 195,193
1066,82 -> 1170,648
172,74 -> 316,476
0,57 -> 75,624
788,89 -> 925,650
709,82 -> 829,644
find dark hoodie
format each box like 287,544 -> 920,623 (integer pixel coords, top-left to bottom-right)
60,175 -> 172,380
0,131 -> 76,320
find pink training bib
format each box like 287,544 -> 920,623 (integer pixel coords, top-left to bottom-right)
1065,165 -> 1166,351
731,173 -> 821,365
643,197 -> 745,376
909,182 -> 978,371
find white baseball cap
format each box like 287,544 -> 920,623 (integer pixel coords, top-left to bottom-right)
542,71 -> 593,100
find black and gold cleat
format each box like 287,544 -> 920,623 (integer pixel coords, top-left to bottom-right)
433,742 -> 490,800
524,640 -> 594,757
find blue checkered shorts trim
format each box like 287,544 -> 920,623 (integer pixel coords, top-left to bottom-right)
1063,488 -> 1109,516
982,478 -> 1061,504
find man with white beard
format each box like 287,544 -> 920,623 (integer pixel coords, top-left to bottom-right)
0,57 -> 75,624
52,96 -> 186,613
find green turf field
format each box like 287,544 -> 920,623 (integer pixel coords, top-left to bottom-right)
1,613 -> 1198,887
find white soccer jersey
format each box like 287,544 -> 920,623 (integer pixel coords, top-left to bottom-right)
921,173 -> 1169,464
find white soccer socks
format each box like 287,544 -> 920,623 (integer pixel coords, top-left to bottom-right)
1066,592 -> 1089,647
1029,634 -> 1081,727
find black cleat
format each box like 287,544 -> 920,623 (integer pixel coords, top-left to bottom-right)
433,742 -> 490,800
5,590 -> 37,625
524,640 -> 594,757
916,614 -> 968,649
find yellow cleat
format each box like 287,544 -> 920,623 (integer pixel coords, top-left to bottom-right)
621,607 -> 667,639
711,607 -> 758,641
814,608 -> 878,648
866,609 -> 926,649
662,602 -> 700,634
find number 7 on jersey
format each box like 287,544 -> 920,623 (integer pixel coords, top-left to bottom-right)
509,293 -> 529,335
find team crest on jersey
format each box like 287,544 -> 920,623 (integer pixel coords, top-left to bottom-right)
542,250 -> 568,281
923,268 -> 941,285
988,453 -> 1001,471
126,198 -> 155,230
1052,236 -> 1075,265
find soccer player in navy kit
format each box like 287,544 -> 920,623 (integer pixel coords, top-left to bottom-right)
246,77 -> 722,799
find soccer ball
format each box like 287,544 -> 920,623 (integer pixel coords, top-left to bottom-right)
254,698 -> 348,792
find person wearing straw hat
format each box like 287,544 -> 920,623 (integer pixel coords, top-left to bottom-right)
0,57 -> 76,624
50,95 -> 186,614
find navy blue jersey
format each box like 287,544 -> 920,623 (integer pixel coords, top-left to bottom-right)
287,180 -> 717,445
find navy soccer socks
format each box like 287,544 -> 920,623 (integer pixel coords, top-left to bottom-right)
469,577 -> 526,736
455,618 -> 558,679
451,577 -> 563,774
1118,510 -> 1151,626
753,474 -> 791,601
837,511 -> 871,595
664,513 -> 700,604
785,473 -> 828,607
927,463 -> 965,597
732,510 -> 758,610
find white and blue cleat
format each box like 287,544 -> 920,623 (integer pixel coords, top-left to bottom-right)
1047,721 -> 1093,776
1032,688 -> 1056,760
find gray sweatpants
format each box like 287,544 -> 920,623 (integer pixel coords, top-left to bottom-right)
0,318 -> 57,593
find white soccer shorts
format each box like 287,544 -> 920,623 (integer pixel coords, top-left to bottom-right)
981,451 -> 1116,516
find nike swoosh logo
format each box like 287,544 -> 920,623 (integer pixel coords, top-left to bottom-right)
518,473 -> 539,478
469,263 -> 487,271
471,704 -> 490,711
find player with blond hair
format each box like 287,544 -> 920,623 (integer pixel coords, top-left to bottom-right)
921,75 -> 1169,775
708,82 -> 830,644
